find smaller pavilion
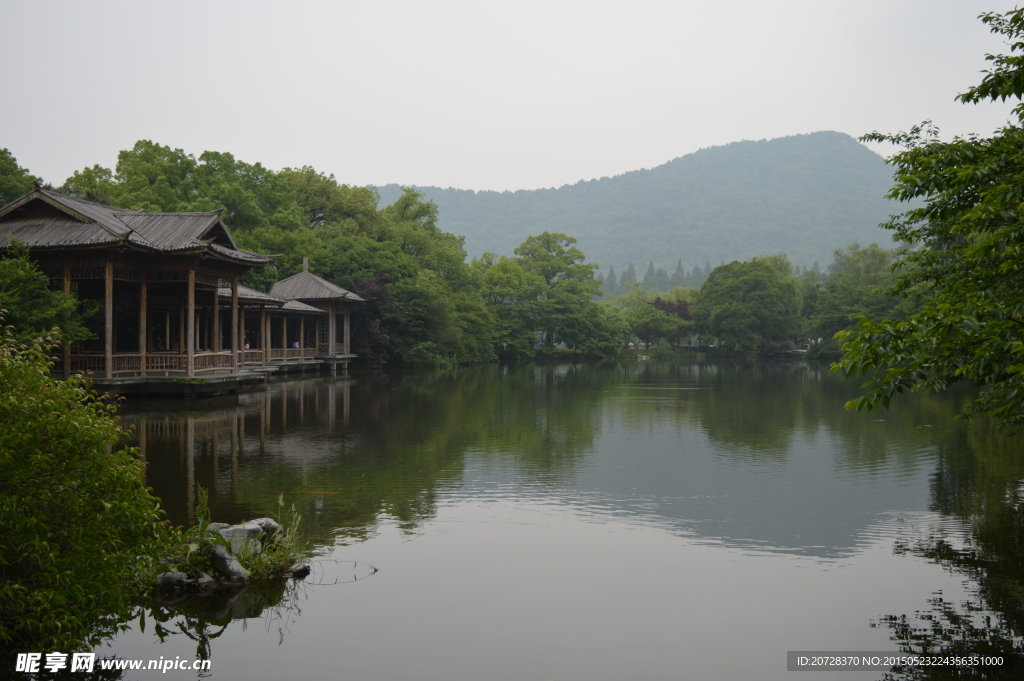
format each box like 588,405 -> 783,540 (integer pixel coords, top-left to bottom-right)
269,258 -> 363,359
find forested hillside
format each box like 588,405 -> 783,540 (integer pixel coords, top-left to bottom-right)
377,131 -> 899,273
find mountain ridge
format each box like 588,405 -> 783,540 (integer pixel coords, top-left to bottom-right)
376,131 -> 900,272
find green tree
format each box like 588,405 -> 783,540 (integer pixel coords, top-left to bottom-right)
0,327 -> 163,651
279,166 -> 385,239
620,262 -> 637,290
63,141 -> 305,234
653,267 -> 670,292
623,292 -> 677,347
0,148 -> 41,206
642,260 -> 657,290
811,243 -> 903,339
514,232 -> 601,347
475,254 -> 544,358
669,258 -> 686,288
0,242 -> 95,346
692,259 -> 801,350
602,267 -> 619,296
835,8 -> 1024,428
579,304 -> 630,355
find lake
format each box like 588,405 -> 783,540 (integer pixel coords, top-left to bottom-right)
102,360 -> 1024,680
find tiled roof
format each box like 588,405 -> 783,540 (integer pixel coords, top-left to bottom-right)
217,284 -> 284,305
269,270 -> 364,302
0,189 -> 270,265
117,212 -> 223,251
0,216 -> 122,248
282,299 -> 324,313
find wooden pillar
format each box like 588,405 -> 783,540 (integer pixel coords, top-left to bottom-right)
299,317 -> 305,359
328,303 -> 336,355
259,394 -> 266,451
327,382 -> 336,432
211,419 -> 219,495
212,285 -> 219,355
281,315 -> 287,355
231,407 -> 240,504
138,272 -> 147,376
186,416 -> 195,525
231,275 -> 239,371
343,380 -> 350,425
62,263 -> 71,379
104,259 -> 113,378
187,267 -> 195,377
261,308 -> 268,364
344,304 -> 350,355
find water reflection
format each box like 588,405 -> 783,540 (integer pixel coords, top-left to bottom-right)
103,361 -> 1024,679
874,418 -> 1024,679
145,580 -> 300,659
117,362 -> 971,562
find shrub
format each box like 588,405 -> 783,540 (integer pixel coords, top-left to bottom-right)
0,325 -> 163,651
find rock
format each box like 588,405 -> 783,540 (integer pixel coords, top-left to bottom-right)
282,562 -> 311,579
196,571 -> 217,590
250,517 -> 283,536
156,569 -> 190,590
207,543 -> 250,581
206,522 -> 231,533
213,521 -> 264,555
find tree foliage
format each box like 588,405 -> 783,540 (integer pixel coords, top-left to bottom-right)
808,242 -> 907,339
0,242 -> 96,346
834,8 -> 1024,428
473,233 -> 624,357
0,327 -> 163,651
0,148 -> 41,206
692,259 -> 801,349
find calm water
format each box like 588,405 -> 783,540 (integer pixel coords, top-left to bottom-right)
102,361 -> 1024,680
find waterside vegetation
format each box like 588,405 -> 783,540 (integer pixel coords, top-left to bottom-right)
1,145 -> 906,365
0,325 -> 307,652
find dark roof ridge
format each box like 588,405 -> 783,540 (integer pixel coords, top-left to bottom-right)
269,269 -> 364,301
37,188 -> 143,214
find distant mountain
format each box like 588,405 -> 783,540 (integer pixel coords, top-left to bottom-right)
376,131 -> 901,273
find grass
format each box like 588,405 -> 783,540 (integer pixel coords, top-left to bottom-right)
236,494 -> 307,579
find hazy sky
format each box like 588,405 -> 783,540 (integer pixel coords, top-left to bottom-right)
2,0 -> 1019,191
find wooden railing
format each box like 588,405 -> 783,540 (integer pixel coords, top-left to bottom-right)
270,348 -> 315,361
70,354 -> 106,374
147,354 -> 187,373
112,354 -> 141,374
242,350 -> 263,365
59,346 -> 350,378
193,351 -> 233,373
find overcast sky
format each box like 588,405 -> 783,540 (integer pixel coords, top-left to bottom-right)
2,0 -> 1020,191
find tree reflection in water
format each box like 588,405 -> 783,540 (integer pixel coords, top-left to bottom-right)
140,579 -> 302,661
876,418 -> 1024,680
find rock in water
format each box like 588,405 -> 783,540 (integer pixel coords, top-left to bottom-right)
251,517 -> 283,536
213,521 -> 265,555
283,563 -> 311,579
207,544 -> 250,581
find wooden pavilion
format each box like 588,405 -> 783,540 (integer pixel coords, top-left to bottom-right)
0,189 -> 362,390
